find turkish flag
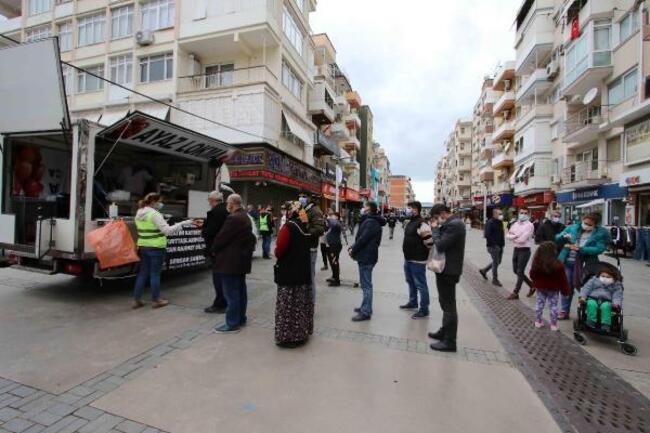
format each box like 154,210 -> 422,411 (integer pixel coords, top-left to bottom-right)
571,16 -> 580,40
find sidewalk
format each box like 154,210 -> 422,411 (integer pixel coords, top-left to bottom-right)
463,227 -> 650,398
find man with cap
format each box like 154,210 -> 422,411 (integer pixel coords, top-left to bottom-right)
298,191 -> 326,303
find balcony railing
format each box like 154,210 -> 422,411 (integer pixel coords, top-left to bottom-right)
563,105 -> 608,138
177,65 -> 278,93
560,160 -> 609,185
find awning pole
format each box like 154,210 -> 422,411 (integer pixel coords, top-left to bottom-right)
94,120 -> 132,176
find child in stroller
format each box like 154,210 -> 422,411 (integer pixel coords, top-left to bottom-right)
573,262 -> 637,355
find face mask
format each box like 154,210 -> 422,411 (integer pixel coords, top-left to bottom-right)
552,217 -> 560,223
157,203 -> 164,210
582,223 -> 593,231
405,209 -> 413,218
599,276 -> 614,285
359,208 -> 366,216
497,215 -> 504,221
298,197 -> 308,207
518,214 -> 529,222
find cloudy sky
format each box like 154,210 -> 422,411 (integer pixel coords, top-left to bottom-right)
311,0 -> 522,202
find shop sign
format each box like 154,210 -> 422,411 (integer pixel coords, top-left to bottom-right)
474,194 -> 513,207
228,151 -> 265,166
572,188 -> 599,201
165,224 -> 206,271
618,167 -> 650,187
100,111 -> 237,163
345,188 -> 360,202
230,169 -> 321,193
624,117 -> 650,165
321,183 -> 345,200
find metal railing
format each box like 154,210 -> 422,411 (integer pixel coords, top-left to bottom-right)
561,160 -> 609,184
177,65 -> 279,93
563,105 -> 609,137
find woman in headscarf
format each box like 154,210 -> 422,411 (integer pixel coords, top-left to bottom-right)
274,201 -> 313,348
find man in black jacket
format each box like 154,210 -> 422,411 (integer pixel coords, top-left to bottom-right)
428,204 -> 466,352
387,212 -> 397,239
479,209 -> 505,287
349,202 -> 385,322
400,201 -> 433,319
298,192 -> 326,303
535,210 -> 565,245
202,191 -> 230,314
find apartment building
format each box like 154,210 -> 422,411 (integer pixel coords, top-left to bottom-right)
372,142 -> 391,211
444,119 -> 473,209
358,105 -> 373,191
388,175 -> 414,210
434,156 -> 446,203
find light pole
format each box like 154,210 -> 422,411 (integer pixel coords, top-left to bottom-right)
482,182 -> 488,227
333,156 -> 353,213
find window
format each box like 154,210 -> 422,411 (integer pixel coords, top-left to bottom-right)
295,0 -> 305,13
565,34 -> 588,85
608,68 -> 638,105
77,64 -> 105,93
283,7 -> 303,56
57,22 -> 72,51
61,65 -> 72,94
205,63 -> 234,88
77,13 -> 105,47
111,5 -> 133,40
593,21 -> 611,66
607,136 -> 621,162
141,0 -> 175,31
620,10 -> 640,42
282,61 -> 302,99
140,53 -> 173,82
25,25 -> 51,42
110,55 -> 133,85
29,0 -> 51,16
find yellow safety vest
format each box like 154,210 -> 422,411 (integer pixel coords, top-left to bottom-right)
259,214 -> 270,232
136,210 -> 167,248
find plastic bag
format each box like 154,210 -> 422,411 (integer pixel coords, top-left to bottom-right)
87,220 -> 140,270
426,244 -> 446,274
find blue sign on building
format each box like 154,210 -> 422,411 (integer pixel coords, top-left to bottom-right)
556,183 -> 627,204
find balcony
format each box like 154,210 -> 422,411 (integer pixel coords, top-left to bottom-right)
493,119 -> 515,142
177,65 -> 278,94
0,16 -> 20,34
331,122 -> 351,141
455,177 -> 471,187
493,90 -> 516,117
479,163 -> 494,181
0,0 -> 20,18
457,163 -> 471,172
493,181 -> 512,194
516,68 -> 551,102
344,112 -> 361,129
515,2 -> 554,73
562,25 -> 613,96
493,61 -> 516,90
345,91 -> 362,109
309,81 -> 336,125
560,160 -> 610,188
561,0 -> 617,45
343,135 -> 360,152
491,150 -> 514,169
563,105 -> 608,146
515,103 -> 553,129
314,131 -> 340,157
514,176 -> 552,195
334,95 -> 350,115
480,146 -> 493,160
513,159 -> 552,194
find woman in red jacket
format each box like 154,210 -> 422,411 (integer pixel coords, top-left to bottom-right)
529,241 -> 571,331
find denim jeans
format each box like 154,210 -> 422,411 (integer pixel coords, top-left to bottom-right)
358,263 -> 375,317
261,233 -> 272,258
635,228 -> 650,261
310,249 -> 317,303
221,274 -> 247,329
483,245 -> 503,281
512,247 -> 533,293
133,248 -> 165,301
561,263 -> 575,315
404,261 -> 429,314
211,271 -> 227,309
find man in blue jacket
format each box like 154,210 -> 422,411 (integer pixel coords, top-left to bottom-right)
349,201 -> 385,322
479,208 -> 505,287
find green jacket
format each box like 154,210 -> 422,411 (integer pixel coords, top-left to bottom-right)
555,223 -> 610,264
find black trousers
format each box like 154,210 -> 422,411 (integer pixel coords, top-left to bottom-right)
482,246 -> 503,281
327,244 -> 342,282
512,247 -> 533,293
435,273 -> 459,344
320,243 -> 329,268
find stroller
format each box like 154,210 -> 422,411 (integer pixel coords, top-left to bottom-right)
572,259 -> 637,356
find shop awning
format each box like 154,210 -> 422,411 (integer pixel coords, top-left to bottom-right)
97,111 -> 238,163
283,110 -> 314,146
98,108 -> 129,127
138,104 -> 170,121
576,198 -> 605,209
510,164 -> 524,183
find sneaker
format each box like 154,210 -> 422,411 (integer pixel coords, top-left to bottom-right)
214,324 -> 240,334
526,288 -> 536,298
351,313 -> 371,322
550,324 -> 559,332
328,280 -> 341,287
152,299 -> 169,309
506,292 -> 519,300
326,278 -> 334,283
399,303 -> 418,310
492,280 -> 503,287
557,312 -> 570,321
320,266 -> 328,271
479,269 -> 488,280
430,341 -> 457,352
428,330 -> 445,340
353,307 -> 361,313
132,300 -> 145,309
411,311 -> 429,320
204,305 -> 226,314
534,320 -> 544,328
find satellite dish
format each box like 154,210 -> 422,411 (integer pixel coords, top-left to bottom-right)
583,87 -> 599,105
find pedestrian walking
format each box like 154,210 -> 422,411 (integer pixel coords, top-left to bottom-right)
259,207 -> 274,259
349,202 -> 385,322
535,210 -> 565,245
428,204 -> 465,352
211,194 -> 257,333
298,192 -> 326,303
555,212 -> 610,320
325,210 -> 343,287
274,201 -> 314,348
506,207 -> 535,300
200,191 -> 229,314
529,241 -> 571,331
387,212 -> 397,239
132,193 -> 195,309
399,201 -> 433,319
479,208 -> 505,287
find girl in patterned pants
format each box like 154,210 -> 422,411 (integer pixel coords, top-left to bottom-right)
529,242 -> 571,331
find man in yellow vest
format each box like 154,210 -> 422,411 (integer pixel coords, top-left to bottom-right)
259,207 -> 274,259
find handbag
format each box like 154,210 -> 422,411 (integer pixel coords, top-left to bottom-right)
426,244 -> 446,273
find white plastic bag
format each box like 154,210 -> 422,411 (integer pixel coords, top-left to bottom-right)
426,244 -> 446,273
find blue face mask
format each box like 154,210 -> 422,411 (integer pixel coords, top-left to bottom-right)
518,214 -> 529,222
157,202 -> 164,211
405,209 -> 413,218
298,197 -> 308,207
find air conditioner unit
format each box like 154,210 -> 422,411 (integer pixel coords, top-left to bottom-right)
188,54 -> 201,76
551,175 -> 560,184
135,30 -> 154,46
546,60 -> 559,80
504,80 -> 512,91
503,110 -> 510,119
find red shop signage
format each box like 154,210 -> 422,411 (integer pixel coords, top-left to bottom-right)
345,187 -> 361,202
516,192 -> 555,206
321,183 -> 345,200
230,169 -> 321,194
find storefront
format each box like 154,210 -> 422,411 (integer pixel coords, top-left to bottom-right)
228,144 -> 322,215
513,192 -> 555,220
556,183 -> 627,226
344,187 -> 361,227
620,169 -> 650,226
320,181 -> 346,212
